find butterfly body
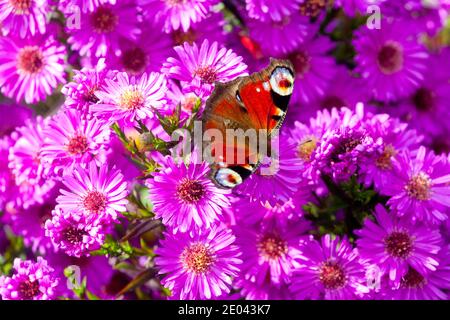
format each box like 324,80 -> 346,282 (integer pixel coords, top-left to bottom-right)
202,59 -> 295,188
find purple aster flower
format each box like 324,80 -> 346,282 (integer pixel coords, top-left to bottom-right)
245,0 -> 302,21
139,0 -> 217,33
0,0 -> 49,38
0,257 -> 59,300
383,146 -> 450,225
147,155 -> 230,233
56,161 -> 128,222
353,20 -> 429,102
246,12 -> 310,57
290,235 -> 370,300
155,225 -> 242,300
65,1 -> 141,59
0,103 -> 33,138
312,106 -> 383,183
0,30 -> 66,104
162,39 -> 248,99
360,114 -> 423,190
92,71 -> 168,125
41,109 -> 111,175
8,117 -> 56,209
355,204 -> 442,286
61,58 -> 117,114
234,218 -> 310,286
382,246 -> 450,300
105,23 -> 173,76
235,136 -> 304,205
383,50 -> 450,140
286,107 -> 344,179
45,207 -> 106,257
286,31 -> 338,105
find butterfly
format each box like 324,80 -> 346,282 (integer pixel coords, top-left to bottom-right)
202,58 -> 295,188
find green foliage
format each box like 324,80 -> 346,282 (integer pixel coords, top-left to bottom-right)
304,174 -> 386,240
0,227 -> 25,276
64,266 -> 101,300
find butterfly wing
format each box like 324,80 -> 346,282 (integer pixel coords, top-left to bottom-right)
202,58 -> 295,188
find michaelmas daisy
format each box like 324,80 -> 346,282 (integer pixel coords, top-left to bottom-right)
0,30 -> 66,104
155,225 -> 242,300
93,71 -> 167,125
147,156 -> 230,233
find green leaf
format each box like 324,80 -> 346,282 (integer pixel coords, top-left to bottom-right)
116,268 -> 157,297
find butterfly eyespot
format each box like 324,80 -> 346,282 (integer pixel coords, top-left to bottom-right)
270,67 -> 294,96
214,168 -> 243,188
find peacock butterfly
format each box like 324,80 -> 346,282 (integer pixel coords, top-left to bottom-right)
202,58 -> 295,188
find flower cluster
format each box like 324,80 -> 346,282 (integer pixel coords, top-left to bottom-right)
0,0 -> 449,300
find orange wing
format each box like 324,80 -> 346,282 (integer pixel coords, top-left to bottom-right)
202,58 -> 295,188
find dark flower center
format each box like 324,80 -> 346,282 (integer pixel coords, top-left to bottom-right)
377,42 -> 404,75
82,190 -> 107,214
66,134 -> 89,155
289,51 -> 311,78
400,268 -> 426,289
18,279 -> 40,299
330,134 -> 363,162
257,233 -> 288,260
121,47 -> 147,75
90,6 -> 118,33
10,0 -> 32,14
181,243 -> 214,274
63,227 -> 87,245
375,144 -> 397,170
430,136 -> 450,155
405,172 -> 432,201
412,88 -> 435,112
119,88 -> 145,110
194,66 -> 218,84
17,46 -> 44,74
300,0 -> 331,18
172,29 -> 197,45
176,178 -> 205,204
321,95 -> 346,110
384,231 -> 413,259
297,137 -> 317,162
319,261 -> 346,289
